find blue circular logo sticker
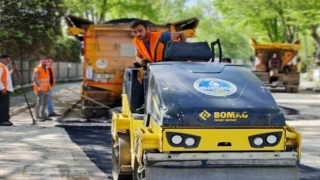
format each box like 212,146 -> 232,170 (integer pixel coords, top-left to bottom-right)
193,78 -> 237,96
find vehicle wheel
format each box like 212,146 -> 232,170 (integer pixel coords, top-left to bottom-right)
112,133 -> 132,180
133,158 -> 146,180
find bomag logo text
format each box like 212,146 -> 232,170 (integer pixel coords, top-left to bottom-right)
214,112 -> 248,119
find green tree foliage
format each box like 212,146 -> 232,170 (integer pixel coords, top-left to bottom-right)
214,0 -> 320,65
154,0 -> 192,23
191,1 -> 252,60
154,0 -> 253,60
62,0 -> 159,23
55,37 -> 81,62
285,0 -> 320,65
214,0 -> 300,43
0,0 -> 63,59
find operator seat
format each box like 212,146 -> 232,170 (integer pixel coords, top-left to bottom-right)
154,38 -> 222,62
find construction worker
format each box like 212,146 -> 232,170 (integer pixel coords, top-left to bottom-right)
130,19 -> 187,66
0,54 -> 16,126
268,53 -> 281,84
268,53 -> 281,70
130,19 -> 187,113
47,57 -> 60,117
32,57 -> 52,121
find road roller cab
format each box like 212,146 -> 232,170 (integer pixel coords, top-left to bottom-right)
111,39 -> 302,180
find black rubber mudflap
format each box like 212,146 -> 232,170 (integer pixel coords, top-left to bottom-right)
123,68 -> 144,113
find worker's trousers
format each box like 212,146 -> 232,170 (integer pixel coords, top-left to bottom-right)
35,91 -> 49,119
47,89 -> 54,114
0,92 -> 10,122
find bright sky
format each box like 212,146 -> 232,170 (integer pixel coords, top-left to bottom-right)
186,0 -> 198,7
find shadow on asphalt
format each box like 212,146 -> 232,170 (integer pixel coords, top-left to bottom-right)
299,164 -> 320,180
280,105 -> 320,120
279,105 -> 300,115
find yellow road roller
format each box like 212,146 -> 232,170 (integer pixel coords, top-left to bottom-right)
111,39 -> 302,180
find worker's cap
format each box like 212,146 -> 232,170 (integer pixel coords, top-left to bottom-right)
0,54 -> 10,59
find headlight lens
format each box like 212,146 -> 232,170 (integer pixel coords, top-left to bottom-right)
166,132 -> 201,148
253,137 -> 263,146
185,137 -> 195,146
266,134 -> 277,144
171,135 -> 183,145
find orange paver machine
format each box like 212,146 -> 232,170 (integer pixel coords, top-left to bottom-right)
249,38 -> 301,93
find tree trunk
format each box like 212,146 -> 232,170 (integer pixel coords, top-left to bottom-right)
311,26 -> 320,66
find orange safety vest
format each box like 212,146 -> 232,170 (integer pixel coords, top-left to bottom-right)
33,65 -> 50,92
48,66 -> 55,87
0,63 -> 8,90
133,32 -> 165,62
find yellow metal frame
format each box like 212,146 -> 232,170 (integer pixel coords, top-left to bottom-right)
112,94 -> 302,169
249,38 -> 301,51
285,124 -> 302,158
68,27 -> 85,35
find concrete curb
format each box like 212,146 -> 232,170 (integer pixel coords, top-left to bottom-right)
56,78 -> 83,83
13,78 -> 82,91
300,87 -> 320,92
10,102 -> 36,117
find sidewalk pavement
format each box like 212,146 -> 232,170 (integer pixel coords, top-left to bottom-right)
0,82 -> 109,180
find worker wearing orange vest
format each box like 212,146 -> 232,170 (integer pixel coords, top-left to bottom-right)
130,19 -> 187,113
32,57 -> 52,121
130,19 -> 187,66
0,54 -> 16,126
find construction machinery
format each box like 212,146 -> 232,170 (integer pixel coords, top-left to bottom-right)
249,38 -> 301,92
64,15 -> 199,117
111,38 -> 302,180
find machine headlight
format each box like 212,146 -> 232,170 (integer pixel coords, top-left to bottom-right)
266,134 -> 278,144
249,132 -> 282,148
253,137 -> 264,146
185,137 -> 196,146
166,132 -> 201,148
171,135 -> 183,145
